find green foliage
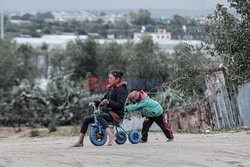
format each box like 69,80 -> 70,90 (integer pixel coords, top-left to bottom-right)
207,0 -> 250,85
166,44 -> 208,99
0,32 -> 208,128
48,122 -> 57,133
0,41 -> 36,89
96,42 -> 127,78
17,44 -> 36,81
148,44 -> 208,109
0,74 -> 97,129
49,37 -> 170,86
30,129 -> 39,137
65,38 -> 99,80
128,36 -> 169,80
48,48 -> 67,76
129,9 -> 154,25
0,40 -> 19,88
149,86 -> 188,109
28,126 -> 80,138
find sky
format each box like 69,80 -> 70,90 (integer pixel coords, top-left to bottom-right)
0,0 -> 230,11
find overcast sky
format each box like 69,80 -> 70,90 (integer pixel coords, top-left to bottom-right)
0,0 -> 230,11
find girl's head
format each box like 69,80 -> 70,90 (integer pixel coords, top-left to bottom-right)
108,70 -> 124,86
109,70 -> 124,79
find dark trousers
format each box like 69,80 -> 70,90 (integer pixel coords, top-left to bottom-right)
141,113 -> 174,141
80,112 -> 113,134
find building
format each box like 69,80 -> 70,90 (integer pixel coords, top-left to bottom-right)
13,33 -> 203,54
133,29 -> 171,42
52,11 -> 96,22
13,34 -> 88,50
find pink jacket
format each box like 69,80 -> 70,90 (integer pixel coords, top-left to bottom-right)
139,90 -> 148,100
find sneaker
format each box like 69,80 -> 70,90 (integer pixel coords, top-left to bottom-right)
167,138 -> 174,142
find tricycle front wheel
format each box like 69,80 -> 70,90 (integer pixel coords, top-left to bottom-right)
89,127 -> 107,146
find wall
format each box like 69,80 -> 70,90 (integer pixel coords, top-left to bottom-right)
166,100 -> 212,132
238,83 -> 250,125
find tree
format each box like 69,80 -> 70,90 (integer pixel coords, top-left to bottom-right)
207,0 -> 250,85
21,13 -> 34,20
0,40 -> 37,89
65,39 -> 99,80
100,12 -> 106,16
168,44 -> 207,99
96,42 -> 126,78
129,9 -> 154,25
41,12 -> 54,19
167,15 -> 188,39
48,48 -> 66,77
128,36 -> 169,80
172,15 -> 188,26
0,40 -> 20,89
16,44 -> 36,81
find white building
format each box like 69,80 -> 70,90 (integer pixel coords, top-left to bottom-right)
13,35 -> 88,49
52,11 -> 96,22
13,35 -> 130,50
101,14 -> 124,23
13,33 -> 203,53
134,29 -> 171,43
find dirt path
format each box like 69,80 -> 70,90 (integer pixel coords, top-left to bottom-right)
0,132 -> 250,167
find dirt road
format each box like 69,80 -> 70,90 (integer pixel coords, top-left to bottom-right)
0,132 -> 250,167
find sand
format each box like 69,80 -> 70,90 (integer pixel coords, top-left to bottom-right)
0,132 -> 250,167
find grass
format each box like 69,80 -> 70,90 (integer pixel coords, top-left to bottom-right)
29,126 -> 80,138
212,127 -> 250,133
26,125 -> 250,137
166,126 -> 250,135
0,136 -> 7,140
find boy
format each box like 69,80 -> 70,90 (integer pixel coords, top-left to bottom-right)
125,90 -> 174,143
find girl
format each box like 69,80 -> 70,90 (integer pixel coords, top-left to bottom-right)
72,70 -> 128,147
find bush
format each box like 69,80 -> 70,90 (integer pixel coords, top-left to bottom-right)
0,74 -> 100,129
30,129 -> 39,137
48,122 -> 57,133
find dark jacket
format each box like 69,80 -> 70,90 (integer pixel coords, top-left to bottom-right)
95,82 -> 128,119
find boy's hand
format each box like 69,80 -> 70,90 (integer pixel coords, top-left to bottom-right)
124,108 -> 128,113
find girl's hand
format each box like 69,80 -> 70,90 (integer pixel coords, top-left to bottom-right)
88,102 -> 95,107
100,99 -> 109,106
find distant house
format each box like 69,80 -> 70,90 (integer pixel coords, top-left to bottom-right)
133,29 -> 171,42
52,11 -> 96,22
107,34 -> 115,39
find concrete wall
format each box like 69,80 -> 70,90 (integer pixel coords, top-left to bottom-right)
238,83 -> 250,125
166,100 -> 212,132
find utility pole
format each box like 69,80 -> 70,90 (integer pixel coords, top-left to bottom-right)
1,11 -> 4,39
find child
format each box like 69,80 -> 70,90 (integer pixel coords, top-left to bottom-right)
71,70 -> 127,147
125,90 -> 174,143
